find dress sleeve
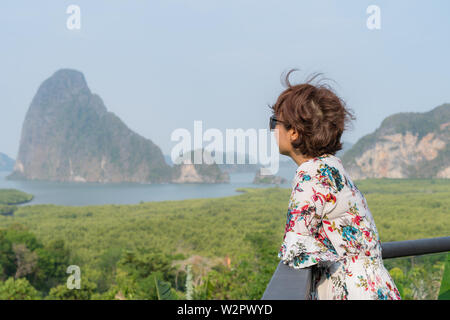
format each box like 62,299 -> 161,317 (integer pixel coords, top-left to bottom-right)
278,172 -> 339,269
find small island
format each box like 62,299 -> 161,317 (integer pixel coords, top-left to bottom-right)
252,170 -> 287,185
0,189 -> 34,216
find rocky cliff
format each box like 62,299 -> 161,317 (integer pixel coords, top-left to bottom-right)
342,103 -> 450,179
8,69 -> 172,183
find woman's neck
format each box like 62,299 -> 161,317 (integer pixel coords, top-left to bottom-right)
289,150 -> 314,167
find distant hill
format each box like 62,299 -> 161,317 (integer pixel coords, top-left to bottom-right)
171,148 -> 229,183
164,154 -> 174,166
342,103 -> 450,179
252,170 -> 287,185
165,151 -> 260,173
335,140 -> 354,158
0,153 -> 14,172
8,69 -> 173,183
215,151 -> 260,174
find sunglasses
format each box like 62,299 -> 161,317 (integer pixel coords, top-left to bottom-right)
269,115 -> 288,130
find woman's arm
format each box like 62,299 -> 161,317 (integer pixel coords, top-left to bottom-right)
278,173 -> 339,269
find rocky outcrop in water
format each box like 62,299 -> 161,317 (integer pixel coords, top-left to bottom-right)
171,149 -> 229,183
252,170 -> 287,185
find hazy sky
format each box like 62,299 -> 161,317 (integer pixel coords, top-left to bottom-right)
1,0 -> 449,159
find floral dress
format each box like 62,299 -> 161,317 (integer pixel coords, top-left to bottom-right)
278,153 -> 401,300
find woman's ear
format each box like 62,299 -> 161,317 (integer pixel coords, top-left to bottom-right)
289,127 -> 299,142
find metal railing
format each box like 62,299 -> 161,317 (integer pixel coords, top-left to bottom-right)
261,236 -> 450,300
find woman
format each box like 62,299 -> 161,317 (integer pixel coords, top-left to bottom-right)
270,69 -> 401,300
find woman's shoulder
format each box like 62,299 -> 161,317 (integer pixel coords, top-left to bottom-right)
292,154 -> 347,193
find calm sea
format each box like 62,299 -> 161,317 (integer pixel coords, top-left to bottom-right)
0,166 -> 296,206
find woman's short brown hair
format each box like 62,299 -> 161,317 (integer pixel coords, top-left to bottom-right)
270,69 -> 356,158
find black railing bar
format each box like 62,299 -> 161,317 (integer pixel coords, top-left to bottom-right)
381,236 -> 450,259
262,236 -> 450,300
